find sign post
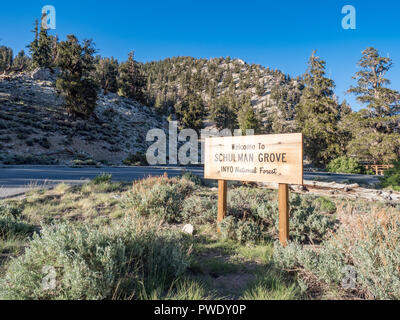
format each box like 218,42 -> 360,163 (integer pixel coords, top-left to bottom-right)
204,133 -> 303,246
217,180 -> 227,232
278,183 -> 289,246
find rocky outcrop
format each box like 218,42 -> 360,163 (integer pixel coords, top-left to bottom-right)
31,68 -> 60,82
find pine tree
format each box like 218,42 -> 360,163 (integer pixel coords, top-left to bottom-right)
12,50 -> 30,72
346,47 -> 400,163
55,35 -> 98,118
28,15 -> 52,69
154,93 -> 166,114
0,46 -> 13,73
118,51 -> 146,103
175,93 -> 206,133
295,51 -> 341,166
237,97 -> 261,134
211,94 -> 238,131
269,75 -> 304,133
255,80 -> 264,96
51,34 -> 59,62
94,57 -> 119,95
27,19 -> 39,68
336,99 -> 353,155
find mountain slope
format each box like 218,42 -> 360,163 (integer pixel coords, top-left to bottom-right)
0,70 -> 166,165
142,56 -> 304,131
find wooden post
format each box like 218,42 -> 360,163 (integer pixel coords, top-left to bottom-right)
217,180 -> 227,232
278,183 -> 289,246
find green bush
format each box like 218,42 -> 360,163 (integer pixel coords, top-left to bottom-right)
0,218 -> 36,240
3,154 -> 58,165
0,202 -> 35,239
219,216 -> 263,244
288,195 -> 338,244
179,171 -> 203,186
91,173 -> 112,185
326,156 -> 364,174
0,202 -> 23,220
123,176 -> 196,223
0,218 -> 189,300
273,241 -> 346,285
220,188 -> 338,244
314,197 -> 337,214
179,195 -> 217,225
70,159 -> 98,167
380,159 -> 400,191
123,152 -> 147,166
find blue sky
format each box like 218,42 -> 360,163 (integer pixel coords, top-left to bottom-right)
1,0 -> 399,110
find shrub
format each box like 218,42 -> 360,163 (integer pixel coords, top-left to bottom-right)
236,219 -> 264,243
273,241 -> 346,285
218,216 -> 237,241
221,188 -> 338,244
3,154 -> 58,165
70,159 -> 98,167
0,202 -> 23,220
179,195 -> 217,225
380,159 -> 400,191
81,173 -> 121,193
274,206 -> 400,299
179,171 -> 203,186
38,137 -> 51,149
0,218 -> 35,240
123,152 -> 147,166
289,195 -> 338,244
314,197 -> 336,214
91,173 -> 112,185
326,156 -> 364,174
348,211 -> 400,299
0,218 -> 189,300
122,176 -> 196,223
219,216 -> 263,243
0,202 -> 35,239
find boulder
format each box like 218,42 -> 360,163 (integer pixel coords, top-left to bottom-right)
31,68 -> 60,81
182,224 -> 194,235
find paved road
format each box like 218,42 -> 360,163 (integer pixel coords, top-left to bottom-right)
0,165 -> 380,199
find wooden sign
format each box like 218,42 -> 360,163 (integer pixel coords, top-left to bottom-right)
204,133 -> 303,185
204,133 -> 304,246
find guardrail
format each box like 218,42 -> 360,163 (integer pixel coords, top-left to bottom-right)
364,164 -> 393,176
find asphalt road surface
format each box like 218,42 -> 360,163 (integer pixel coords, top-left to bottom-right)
0,165 -> 380,199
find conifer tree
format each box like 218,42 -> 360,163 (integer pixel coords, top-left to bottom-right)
295,51 -> 340,166
118,51 -> 146,103
27,19 -> 39,68
237,97 -> 261,134
211,94 -> 238,131
55,35 -> 98,118
269,75 -> 304,133
0,46 -> 13,73
12,50 -> 30,72
175,93 -> 206,133
94,57 -> 119,95
346,47 -> 400,163
336,99 -> 353,155
154,93 -> 166,114
28,16 -> 53,69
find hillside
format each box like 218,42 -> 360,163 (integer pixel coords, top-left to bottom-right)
0,56 -> 305,166
142,56 -> 304,132
0,69 -> 166,165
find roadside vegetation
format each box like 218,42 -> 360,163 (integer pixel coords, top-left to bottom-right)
380,159 -> 400,191
0,174 -> 399,300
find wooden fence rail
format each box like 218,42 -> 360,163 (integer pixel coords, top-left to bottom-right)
364,164 -> 393,176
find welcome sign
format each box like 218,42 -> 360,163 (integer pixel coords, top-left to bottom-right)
204,133 -> 303,185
